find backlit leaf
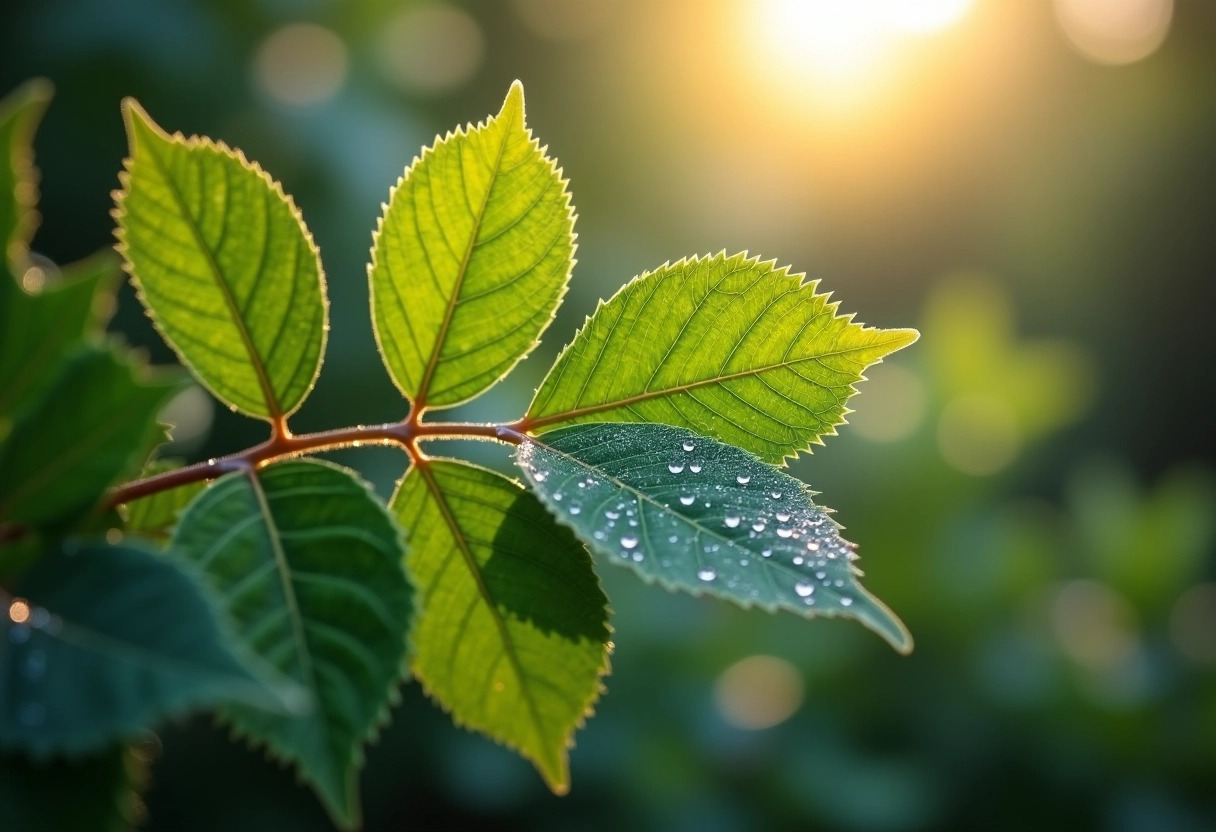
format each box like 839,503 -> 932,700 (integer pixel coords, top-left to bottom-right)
391,459 -> 609,793
526,252 -> 918,463
0,78 -> 51,281
516,422 -> 911,653
0,541 -> 291,758
369,81 -> 575,409
119,459 -> 208,540
114,100 -> 327,421
170,460 -> 413,829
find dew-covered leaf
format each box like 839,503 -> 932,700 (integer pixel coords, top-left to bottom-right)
391,459 -> 609,793
114,100 -> 327,421
369,80 -> 575,409
0,541 -> 292,758
170,460 -> 413,829
526,252 -> 918,463
516,422 -> 911,653
0,346 -> 177,531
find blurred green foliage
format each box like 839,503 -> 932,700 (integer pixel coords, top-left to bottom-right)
2,0 -> 1213,829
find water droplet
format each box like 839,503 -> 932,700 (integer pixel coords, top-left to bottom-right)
628,518 -> 638,527
620,535 -> 638,549
19,702 -> 45,727
689,463 -> 703,473
632,552 -> 644,562
776,527 -> 793,538
682,441 -> 695,452
736,475 -> 751,485
668,463 -> 685,474
553,492 -> 563,502
697,568 -> 717,582
740,558 -> 749,566
795,582 -> 815,597
776,512 -> 791,522
207,458 -> 217,466
761,548 -> 773,558
752,521 -> 766,532
792,556 -> 804,565
569,505 -> 581,515
533,471 -> 547,482
669,534 -> 679,543
770,491 -> 782,499
724,515 -> 741,528
807,541 -> 820,551
816,570 -> 827,579
605,510 -> 620,520
840,596 -> 854,607
578,481 -> 587,488
8,624 -> 30,644
593,530 -> 606,540
679,494 -> 696,506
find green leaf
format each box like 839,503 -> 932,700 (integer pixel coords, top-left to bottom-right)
0,252 -> 120,421
0,346 -> 177,530
113,100 -> 328,422
526,252 -> 918,463
0,541 -> 290,758
391,459 -> 609,793
0,79 -> 51,281
119,460 -> 208,540
515,422 -> 911,653
0,743 -> 148,832
170,460 -> 413,829
369,80 -> 576,409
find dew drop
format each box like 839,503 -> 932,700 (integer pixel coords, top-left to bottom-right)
840,596 -> 854,607
795,582 -> 815,597
533,471 -> 548,482
816,570 -> 827,579
207,458 -> 217,466
668,463 -> 685,474
679,494 -> 696,506
605,510 -> 620,520
620,535 -> 638,549
807,541 -> 820,551
569,505 -> 581,515
553,492 -> 563,502
761,548 -> 773,558
724,515 -> 741,528
697,568 -> 717,582
752,521 -> 766,532
736,475 -> 751,485
776,512 -> 791,522
689,463 -> 703,473
776,527 -> 793,538
632,552 -> 644,563
669,534 -> 679,543
593,530 -> 605,540
770,491 -> 782,499
792,556 -> 804,565
740,558 -> 749,566
682,441 -> 695,452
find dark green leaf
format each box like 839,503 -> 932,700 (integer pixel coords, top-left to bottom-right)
114,100 -> 328,421
369,80 -> 576,409
516,422 -> 911,653
0,541 -> 292,758
0,347 -> 177,530
170,460 -> 413,829
527,252 -> 918,463
391,459 -> 609,792
0,743 -> 148,832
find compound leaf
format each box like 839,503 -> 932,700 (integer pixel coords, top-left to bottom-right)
526,252 -> 918,463
114,100 -> 327,421
170,460 -> 413,829
0,346 -> 177,531
0,541 -> 290,758
516,422 -> 911,653
370,81 -> 575,409
391,459 -> 609,793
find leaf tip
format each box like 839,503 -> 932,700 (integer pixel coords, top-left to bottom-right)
499,79 -> 526,128
119,97 -> 161,155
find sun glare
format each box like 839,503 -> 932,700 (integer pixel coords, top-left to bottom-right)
747,0 -> 973,109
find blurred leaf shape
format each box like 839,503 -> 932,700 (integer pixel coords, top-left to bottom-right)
114,100 -> 328,422
119,459 -> 208,540
391,459 -> 610,793
369,80 -> 575,409
0,542 -> 290,758
527,252 -> 917,463
0,742 -> 147,832
0,78 -> 50,282
170,460 -> 413,830
516,422 -> 911,653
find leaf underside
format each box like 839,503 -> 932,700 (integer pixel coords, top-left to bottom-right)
391,459 -> 610,793
370,80 -> 576,409
114,100 -> 327,421
516,422 -> 911,653
0,542 -> 286,759
170,459 -> 413,830
527,252 -> 918,463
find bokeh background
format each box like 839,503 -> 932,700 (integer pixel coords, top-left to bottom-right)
3,0 -> 1215,829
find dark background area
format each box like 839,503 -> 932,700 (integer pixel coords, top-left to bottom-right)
3,1 -> 1214,829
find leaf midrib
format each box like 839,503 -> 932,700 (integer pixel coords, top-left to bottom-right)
527,336 -> 907,429
140,139 -> 282,419
412,117 -> 512,407
414,463 -> 550,758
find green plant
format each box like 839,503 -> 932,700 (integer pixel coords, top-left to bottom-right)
0,79 -> 918,829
